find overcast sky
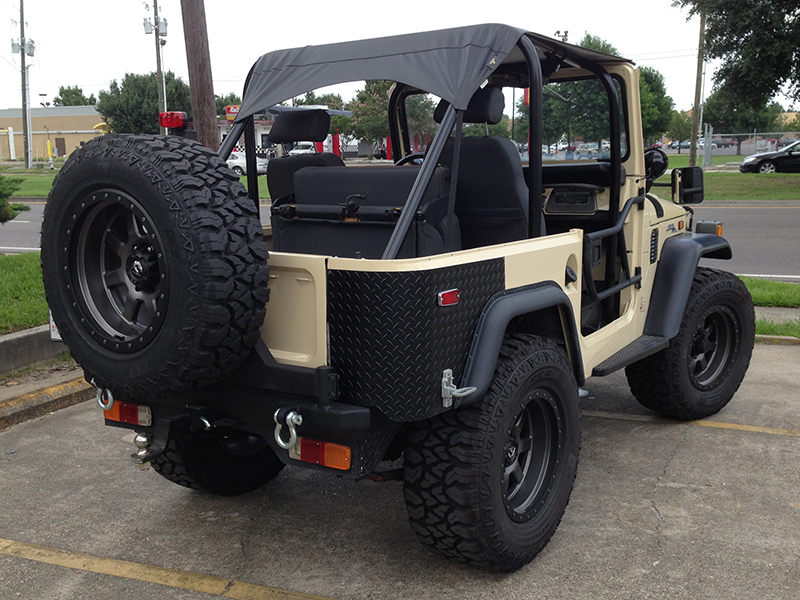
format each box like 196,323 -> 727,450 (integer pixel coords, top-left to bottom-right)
2,0 -> 710,113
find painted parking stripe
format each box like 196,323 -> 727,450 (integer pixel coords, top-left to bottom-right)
583,410 -> 800,438
0,538 -> 335,600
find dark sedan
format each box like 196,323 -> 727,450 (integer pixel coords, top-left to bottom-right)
739,140 -> 800,173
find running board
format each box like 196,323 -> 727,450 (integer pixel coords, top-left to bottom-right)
592,335 -> 669,377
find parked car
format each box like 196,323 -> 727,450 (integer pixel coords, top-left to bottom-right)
739,140 -> 800,173
226,151 -> 269,175
574,142 -> 598,158
777,137 -> 798,149
715,138 -> 735,148
698,140 -> 717,149
289,141 -> 316,156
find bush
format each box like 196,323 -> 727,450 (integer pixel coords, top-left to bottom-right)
0,175 -> 24,224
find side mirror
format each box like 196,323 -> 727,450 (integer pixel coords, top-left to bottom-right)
644,148 -> 668,192
672,166 -> 704,204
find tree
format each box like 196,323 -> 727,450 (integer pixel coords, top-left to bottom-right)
96,72 -> 192,134
405,94 -> 438,149
639,66 -> 674,143
667,110 -> 693,153
702,88 -> 783,152
578,34 -> 673,144
215,92 -> 241,118
53,85 -> 96,106
674,0 -> 800,109
348,81 -> 393,145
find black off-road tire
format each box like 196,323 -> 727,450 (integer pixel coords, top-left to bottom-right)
625,267 -> 755,420
403,334 -> 581,572
151,432 -> 285,496
41,134 -> 269,401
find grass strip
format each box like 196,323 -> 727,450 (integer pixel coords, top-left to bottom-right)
0,253 -> 49,335
740,277 -> 800,307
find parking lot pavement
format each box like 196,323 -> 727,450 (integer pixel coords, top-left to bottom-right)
0,344 -> 798,600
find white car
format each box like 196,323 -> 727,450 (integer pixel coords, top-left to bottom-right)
226,151 -> 269,175
288,142 -> 316,155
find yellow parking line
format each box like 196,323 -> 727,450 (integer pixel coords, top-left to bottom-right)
583,410 -> 800,437
0,538 -> 335,600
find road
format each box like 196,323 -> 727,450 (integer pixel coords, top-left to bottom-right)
4,197 -> 799,281
1,343 -> 799,599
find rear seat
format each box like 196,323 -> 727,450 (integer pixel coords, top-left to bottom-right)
270,165 -> 459,259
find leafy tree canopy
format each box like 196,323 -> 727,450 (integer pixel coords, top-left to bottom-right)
96,72 -> 192,134
53,85 -> 96,106
674,0 -> 800,108
667,110 -> 693,153
215,92 -> 241,117
348,81 -> 393,142
702,88 -> 783,134
639,66 -> 674,143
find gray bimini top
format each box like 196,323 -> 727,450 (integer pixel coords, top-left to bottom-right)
235,23 -> 632,122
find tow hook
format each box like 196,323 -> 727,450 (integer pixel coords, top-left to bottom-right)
91,378 -> 114,410
274,408 -> 302,450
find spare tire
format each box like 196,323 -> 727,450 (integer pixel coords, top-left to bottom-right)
41,134 -> 269,401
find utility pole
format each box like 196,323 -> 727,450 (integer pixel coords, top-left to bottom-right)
689,11 -> 705,168
180,0 -> 218,149
153,0 -> 167,134
19,0 -> 30,168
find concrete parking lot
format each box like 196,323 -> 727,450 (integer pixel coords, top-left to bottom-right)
1,343 -> 798,599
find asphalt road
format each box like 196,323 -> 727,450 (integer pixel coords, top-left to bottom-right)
4,198 -> 799,282
1,343 -> 798,599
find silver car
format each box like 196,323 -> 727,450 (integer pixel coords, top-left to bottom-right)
226,151 -> 268,175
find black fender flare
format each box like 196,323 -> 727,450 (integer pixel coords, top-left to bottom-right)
644,232 -> 732,339
457,281 -> 584,407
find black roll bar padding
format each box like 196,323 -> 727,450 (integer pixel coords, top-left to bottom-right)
582,195 -> 645,303
519,36 -> 544,239
382,105 -> 458,260
243,116 -> 260,217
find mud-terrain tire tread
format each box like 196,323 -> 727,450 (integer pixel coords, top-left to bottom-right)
41,134 -> 269,401
625,267 -> 755,420
151,434 -> 284,496
403,333 -> 581,572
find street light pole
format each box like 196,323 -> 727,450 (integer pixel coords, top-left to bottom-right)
19,0 -> 31,168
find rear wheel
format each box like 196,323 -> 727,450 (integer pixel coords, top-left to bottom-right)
626,268 -> 755,420
151,431 -> 285,496
403,334 -> 580,572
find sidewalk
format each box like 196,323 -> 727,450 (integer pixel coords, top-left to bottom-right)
1,305 -> 797,431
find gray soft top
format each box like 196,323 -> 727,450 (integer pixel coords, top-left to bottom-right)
236,23 -> 631,121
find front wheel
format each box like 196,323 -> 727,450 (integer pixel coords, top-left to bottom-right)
403,334 -> 581,572
758,161 -> 777,173
626,267 -> 755,420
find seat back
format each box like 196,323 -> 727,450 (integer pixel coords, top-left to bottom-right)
434,87 -> 530,249
266,109 -> 345,200
270,165 -> 458,258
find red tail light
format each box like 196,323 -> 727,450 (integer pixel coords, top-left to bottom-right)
159,111 -> 188,129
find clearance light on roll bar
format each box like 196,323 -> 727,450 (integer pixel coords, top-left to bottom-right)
289,438 -> 351,470
104,402 -> 152,427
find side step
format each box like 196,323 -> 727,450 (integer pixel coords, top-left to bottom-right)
592,335 -> 669,377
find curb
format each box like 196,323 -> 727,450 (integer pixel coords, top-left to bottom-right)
755,334 -> 800,346
0,325 -> 66,377
0,378 -> 94,431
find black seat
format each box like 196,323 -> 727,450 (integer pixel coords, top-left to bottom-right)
266,109 -> 345,200
434,87 -> 530,249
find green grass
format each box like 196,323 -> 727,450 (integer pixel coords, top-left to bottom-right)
740,277 -> 800,307
0,252 -> 49,335
755,319 -> 800,339
667,154 -> 747,169
703,172 -> 800,201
